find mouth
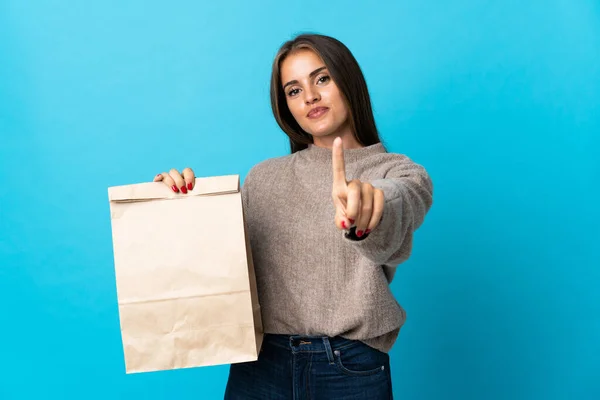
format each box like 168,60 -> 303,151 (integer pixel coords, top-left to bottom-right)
307,107 -> 329,119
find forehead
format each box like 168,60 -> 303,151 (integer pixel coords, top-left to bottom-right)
280,49 -> 326,82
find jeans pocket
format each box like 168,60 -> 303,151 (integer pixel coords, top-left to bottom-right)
333,344 -> 388,377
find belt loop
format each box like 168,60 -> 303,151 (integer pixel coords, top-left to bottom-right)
322,337 -> 335,365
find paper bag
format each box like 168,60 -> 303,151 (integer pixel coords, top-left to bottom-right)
107,175 -> 263,374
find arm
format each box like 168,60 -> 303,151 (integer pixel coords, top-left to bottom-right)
241,167 -> 254,214
345,158 -> 433,268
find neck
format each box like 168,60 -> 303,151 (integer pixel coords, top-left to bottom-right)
312,126 -> 362,150
301,141 -> 386,164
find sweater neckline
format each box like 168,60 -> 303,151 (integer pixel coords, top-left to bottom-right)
299,142 -> 386,164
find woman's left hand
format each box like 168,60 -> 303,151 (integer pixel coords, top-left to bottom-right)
332,137 -> 385,238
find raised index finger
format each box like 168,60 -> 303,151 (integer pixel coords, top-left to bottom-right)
332,137 -> 347,187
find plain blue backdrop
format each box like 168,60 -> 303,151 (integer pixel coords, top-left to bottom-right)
1,0 -> 598,399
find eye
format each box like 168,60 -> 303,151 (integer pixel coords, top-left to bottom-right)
287,88 -> 300,97
317,75 -> 330,84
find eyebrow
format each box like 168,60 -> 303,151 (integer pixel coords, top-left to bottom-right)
283,66 -> 327,90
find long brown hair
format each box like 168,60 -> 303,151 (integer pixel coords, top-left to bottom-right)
270,34 -> 381,153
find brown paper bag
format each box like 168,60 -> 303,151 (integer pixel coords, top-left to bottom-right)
107,175 -> 263,374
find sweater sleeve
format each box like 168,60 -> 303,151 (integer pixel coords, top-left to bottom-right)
241,167 -> 253,214
344,156 -> 433,270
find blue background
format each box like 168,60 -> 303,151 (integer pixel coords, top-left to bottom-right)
1,0 -> 598,399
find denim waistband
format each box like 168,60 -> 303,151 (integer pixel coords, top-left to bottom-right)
264,333 -> 361,354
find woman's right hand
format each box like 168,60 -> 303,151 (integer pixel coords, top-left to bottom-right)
153,167 -> 196,194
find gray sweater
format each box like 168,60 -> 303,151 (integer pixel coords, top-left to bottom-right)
241,142 -> 433,353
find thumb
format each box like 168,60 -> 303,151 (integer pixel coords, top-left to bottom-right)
334,207 -> 351,231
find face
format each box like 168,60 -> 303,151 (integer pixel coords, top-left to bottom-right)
280,49 -> 354,147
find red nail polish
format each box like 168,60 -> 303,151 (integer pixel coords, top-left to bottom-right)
349,219 -> 355,224
341,221 -> 347,229
172,185 -> 179,193
357,230 -> 364,237
187,183 -> 193,191
365,229 -> 371,234
180,185 -> 188,194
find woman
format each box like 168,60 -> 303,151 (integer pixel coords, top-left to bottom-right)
154,34 -> 433,399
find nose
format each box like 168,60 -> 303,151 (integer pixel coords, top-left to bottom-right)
303,86 -> 321,105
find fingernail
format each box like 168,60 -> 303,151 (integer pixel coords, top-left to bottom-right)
365,229 -> 371,234
357,230 -> 364,237
187,183 -> 193,191
172,185 -> 179,193
341,221 -> 347,229
180,185 -> 188,194
349,219 -> 355,224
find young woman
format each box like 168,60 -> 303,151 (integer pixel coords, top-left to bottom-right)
154,34 -> 433,399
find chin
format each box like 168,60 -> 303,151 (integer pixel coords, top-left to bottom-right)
304,117 -> 349,139
306,124 -> 338,138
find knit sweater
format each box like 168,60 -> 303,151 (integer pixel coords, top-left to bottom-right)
241,142 -> 433,353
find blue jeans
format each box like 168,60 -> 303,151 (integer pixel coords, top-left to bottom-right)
224,334 -> 393,399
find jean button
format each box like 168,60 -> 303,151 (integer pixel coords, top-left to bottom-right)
334,350 -> 340,356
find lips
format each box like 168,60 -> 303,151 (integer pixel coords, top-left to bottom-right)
307,107 -> 329,119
